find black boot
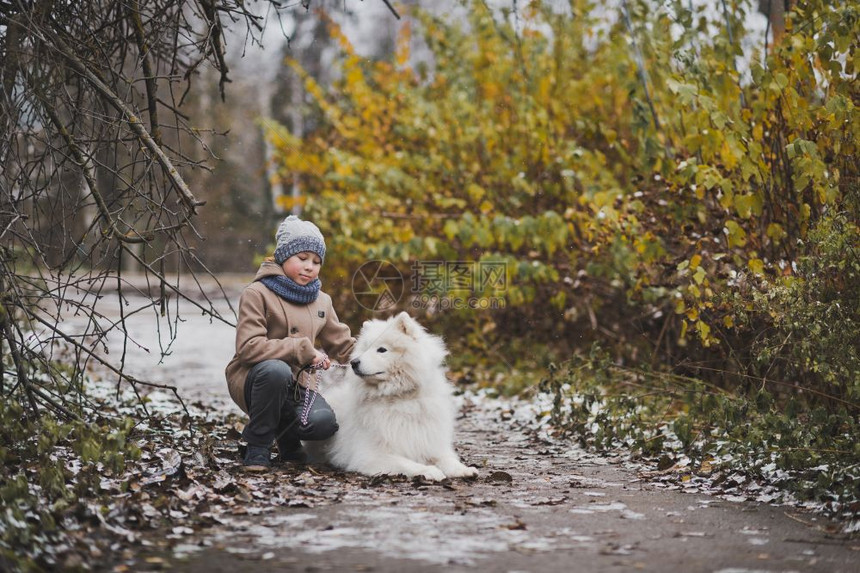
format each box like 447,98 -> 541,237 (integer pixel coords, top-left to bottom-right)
243,445 -> 272,471
276,399 -> 306,463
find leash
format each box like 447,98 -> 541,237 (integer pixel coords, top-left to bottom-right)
296,356 -> 348,426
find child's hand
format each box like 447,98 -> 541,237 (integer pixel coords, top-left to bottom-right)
312,351 -> 331,370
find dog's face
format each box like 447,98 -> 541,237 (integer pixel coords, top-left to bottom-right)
349,312 -> 447,396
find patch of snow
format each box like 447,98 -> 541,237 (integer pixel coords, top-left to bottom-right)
571,501 -> 645,520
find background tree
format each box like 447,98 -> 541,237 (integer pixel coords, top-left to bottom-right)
268,0 -> 859,398
0,0 -> 398,417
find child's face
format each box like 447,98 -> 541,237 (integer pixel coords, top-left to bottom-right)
282,252 -> 322,285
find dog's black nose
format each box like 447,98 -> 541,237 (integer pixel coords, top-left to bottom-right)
350,358 -> 360,371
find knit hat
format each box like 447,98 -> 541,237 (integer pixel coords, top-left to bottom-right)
273,215 -> 326,265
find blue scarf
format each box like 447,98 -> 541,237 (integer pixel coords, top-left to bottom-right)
259,275 -> 321,305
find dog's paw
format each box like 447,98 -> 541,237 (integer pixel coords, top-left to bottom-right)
417,466 -> 447,482
446,465 -> 479,479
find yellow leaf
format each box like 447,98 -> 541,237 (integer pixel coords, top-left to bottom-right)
690,254 -> 702,269
766,223 -> 786,243
696,320 -> 712,345
276,195 -> 307,210
468,183 -> 486,202
395,22 -> 412,67
720,139 -> 737,170
724,220 -> 747,248
748,258 -> 765,275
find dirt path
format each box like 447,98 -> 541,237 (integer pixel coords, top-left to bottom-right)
71,283 -> 855,572
129,394 -> 853,573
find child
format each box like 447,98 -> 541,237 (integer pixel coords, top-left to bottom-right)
225,215 -> 356,470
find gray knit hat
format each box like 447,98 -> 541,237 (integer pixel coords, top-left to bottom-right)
273,215 -> 326,265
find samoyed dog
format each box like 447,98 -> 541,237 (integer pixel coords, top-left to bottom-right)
310,312 -> 478,481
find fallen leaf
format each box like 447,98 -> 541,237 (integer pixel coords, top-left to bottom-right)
503,519 -> 527,530
531,496 -> 567,506
487,471 -> 513,484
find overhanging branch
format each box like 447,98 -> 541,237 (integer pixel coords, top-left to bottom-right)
128,0 -> 163,146
40,98 -> 153,244
46,33 -> 206,215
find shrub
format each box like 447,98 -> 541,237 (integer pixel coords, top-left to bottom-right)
267,0 -> 858,430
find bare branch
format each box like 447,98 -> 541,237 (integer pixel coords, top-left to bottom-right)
127,0 -> 164,146
198,0 -> 231,101
1,308 -> 39,417
380,0 -> 401,20
46,33 -> 206,214
40,96 -> 153,243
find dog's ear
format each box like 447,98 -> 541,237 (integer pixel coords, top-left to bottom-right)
360,319 -> 377,334
394,311 -> 416,337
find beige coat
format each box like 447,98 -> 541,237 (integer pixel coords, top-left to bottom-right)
225,261 -> 356,413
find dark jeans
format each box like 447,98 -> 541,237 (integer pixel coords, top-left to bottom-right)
242,359 -> 338,449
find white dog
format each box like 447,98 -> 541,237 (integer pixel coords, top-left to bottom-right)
308,312 -> 478,481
